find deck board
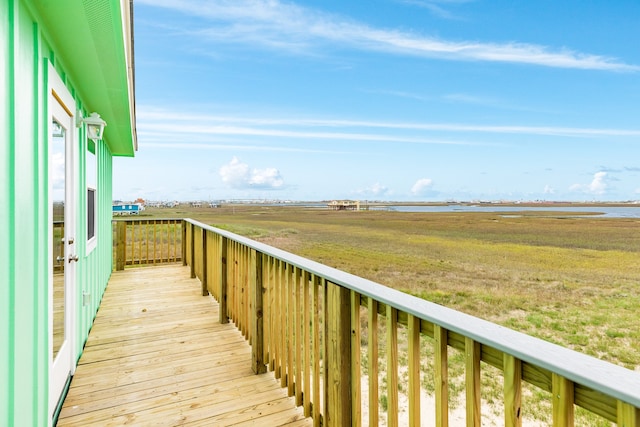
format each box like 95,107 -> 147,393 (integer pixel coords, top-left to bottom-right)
58,264 -> 311,426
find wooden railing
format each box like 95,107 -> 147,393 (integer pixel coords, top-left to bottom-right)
112,219 -> 183,270
132,218 -> 640,426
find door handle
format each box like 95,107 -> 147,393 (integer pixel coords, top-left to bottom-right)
68,255 -> 79,263
56,255 -> 65,263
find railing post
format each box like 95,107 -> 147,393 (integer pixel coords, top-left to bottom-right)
201,228 -> 208,296
219,237 -> 228,324
324,281 -> 352,426
115,220 -> 126,271
251,251 -> 266,374
350,291 -> 362,427
190,223 -> 196,279
181,220 -> 187,266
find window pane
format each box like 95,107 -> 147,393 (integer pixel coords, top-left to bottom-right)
87,188 -> 95,240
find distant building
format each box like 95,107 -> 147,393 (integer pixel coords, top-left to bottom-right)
328,200 -> 360,211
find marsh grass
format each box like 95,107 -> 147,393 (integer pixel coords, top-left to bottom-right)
141,204 -> 640,423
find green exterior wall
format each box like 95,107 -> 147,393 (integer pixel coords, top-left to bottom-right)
1,2 -> 49,425
1,1 -> 132,426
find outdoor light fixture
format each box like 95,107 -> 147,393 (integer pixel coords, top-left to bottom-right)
83,112 -> 107,141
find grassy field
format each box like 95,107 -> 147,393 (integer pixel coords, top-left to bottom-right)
132,203 -> 640,424
141,203 -> 640,371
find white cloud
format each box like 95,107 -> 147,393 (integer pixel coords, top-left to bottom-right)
138,0 -> 638,71
411,178 -> 434,195
543,184 -> 555,194
219,157 -> 284,190
356,182 -> 390,197
570,171 -> 608,195
248,167 -> 284,188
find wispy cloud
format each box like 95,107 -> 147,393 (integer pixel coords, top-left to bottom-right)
138,108 -> 640,139
396,0 -> 472,20
138,0 -> 639,71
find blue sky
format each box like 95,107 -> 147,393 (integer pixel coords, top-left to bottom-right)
114,0 -> 640,202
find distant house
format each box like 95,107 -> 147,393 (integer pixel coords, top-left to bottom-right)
113,203 -> 145,215
1,1 -> 136,425
328,200 -> 361,210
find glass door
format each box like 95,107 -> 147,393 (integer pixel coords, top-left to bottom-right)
49,67 -> 77,418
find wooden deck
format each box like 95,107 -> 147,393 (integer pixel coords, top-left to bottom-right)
58,264 -> 311,426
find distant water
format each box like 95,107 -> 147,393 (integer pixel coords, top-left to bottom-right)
386,205 -> 640,218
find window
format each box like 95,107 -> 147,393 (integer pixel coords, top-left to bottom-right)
87,188 -> 96,240
86,139 -> 97,253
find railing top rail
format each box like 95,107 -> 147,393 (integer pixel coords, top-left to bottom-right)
111,217 -> 182,222
185,218 -> 640,407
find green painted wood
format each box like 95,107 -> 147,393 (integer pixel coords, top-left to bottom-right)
26,0 -> 136,156
1,1 -> 134,425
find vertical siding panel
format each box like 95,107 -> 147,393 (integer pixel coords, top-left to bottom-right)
77,118 -> 87,356
33,19 -> 49,424
14,5 -> 37,424
0,0 -> 15,423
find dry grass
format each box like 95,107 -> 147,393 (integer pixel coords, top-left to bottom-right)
133,204 -> 639,425
141,204 -> 640,370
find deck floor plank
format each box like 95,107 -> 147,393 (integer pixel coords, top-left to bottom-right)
58,264 -> 311,426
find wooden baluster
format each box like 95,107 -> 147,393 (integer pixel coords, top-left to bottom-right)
387,305 -> 398,427
434,325 -> 448,427
219,237 -> 228,324
181,220 -> 186,266
312,275 -> 321,426
152,220 -> 157,264
552,373 -> 574,426
269,257 -> 277,372
617,401 -> 639,427
324,281 -> 352,427
350,291 -> 362,427
504,354 -> 522,427
144,220 -> 149,264
287,264 -> 295,396
303,270 -> 312,417
408,314 -> 421,427
465,337 -> 481,427
190,223 -> 195,278
368,298 -> 379,427
280,261 -> 287,388
138,221 -> 143,264
295,267 -> 303,406
201,228 -> 208,296
251,250 -> 266,374
116,220 -> 126,271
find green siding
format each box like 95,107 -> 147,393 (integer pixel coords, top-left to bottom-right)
1,0 -> 16,424
0,2 -> 47,425
1,1 -> 133,425
76,137 -> 114,356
